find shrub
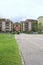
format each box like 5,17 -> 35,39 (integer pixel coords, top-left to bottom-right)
38,31 -> 43,34
26,31 -> 33,34
17,31 -> 20,34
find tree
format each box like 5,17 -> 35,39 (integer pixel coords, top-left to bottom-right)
38,22 -> 42,32
32,21 -> 38,32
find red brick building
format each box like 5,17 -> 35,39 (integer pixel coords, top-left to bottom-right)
13,22 -> 21,32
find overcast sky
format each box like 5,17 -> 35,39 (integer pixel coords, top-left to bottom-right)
0,0 -> 43,21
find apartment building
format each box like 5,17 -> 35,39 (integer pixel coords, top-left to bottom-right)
0,19 -> 13,32
0,18 -> 38,33
37,16 -> 43,30
38,16 -> 43,24
21,19 -> 37,32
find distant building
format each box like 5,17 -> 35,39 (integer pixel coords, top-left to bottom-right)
37,16 -> 43,30
0,19 -> 13,32
21,19 -> 37,32
13,22 -> 21,32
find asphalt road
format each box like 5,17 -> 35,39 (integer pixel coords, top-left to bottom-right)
15,34 -> 43,65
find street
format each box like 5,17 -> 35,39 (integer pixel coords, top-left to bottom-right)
15,34 -> 43,65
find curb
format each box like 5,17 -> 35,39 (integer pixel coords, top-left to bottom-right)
15,35 -> 26,65
19,46 -> 26,65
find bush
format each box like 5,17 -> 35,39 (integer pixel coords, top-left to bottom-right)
38,31 -> 43,34
17,31 -> 20,34
26,31 -> 33,34
23,31 -> 27,33
23,31 -> 33,34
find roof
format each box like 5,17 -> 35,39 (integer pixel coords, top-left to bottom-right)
22,19 -> 37,23
37,16 -> 43,19
0,18 -> 13,23
0,19 -> 6,21
25,19 -> 37,21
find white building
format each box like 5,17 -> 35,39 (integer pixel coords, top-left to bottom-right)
0,19 -> 13,32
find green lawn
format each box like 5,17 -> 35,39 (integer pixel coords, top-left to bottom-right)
0,34 -> 22,65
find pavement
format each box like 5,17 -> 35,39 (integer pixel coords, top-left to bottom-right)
15,33 -> 43,65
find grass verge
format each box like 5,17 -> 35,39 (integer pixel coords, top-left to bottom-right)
0,34 -> 22,65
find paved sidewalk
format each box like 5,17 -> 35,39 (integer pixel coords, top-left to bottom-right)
15,34 -> 43,65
